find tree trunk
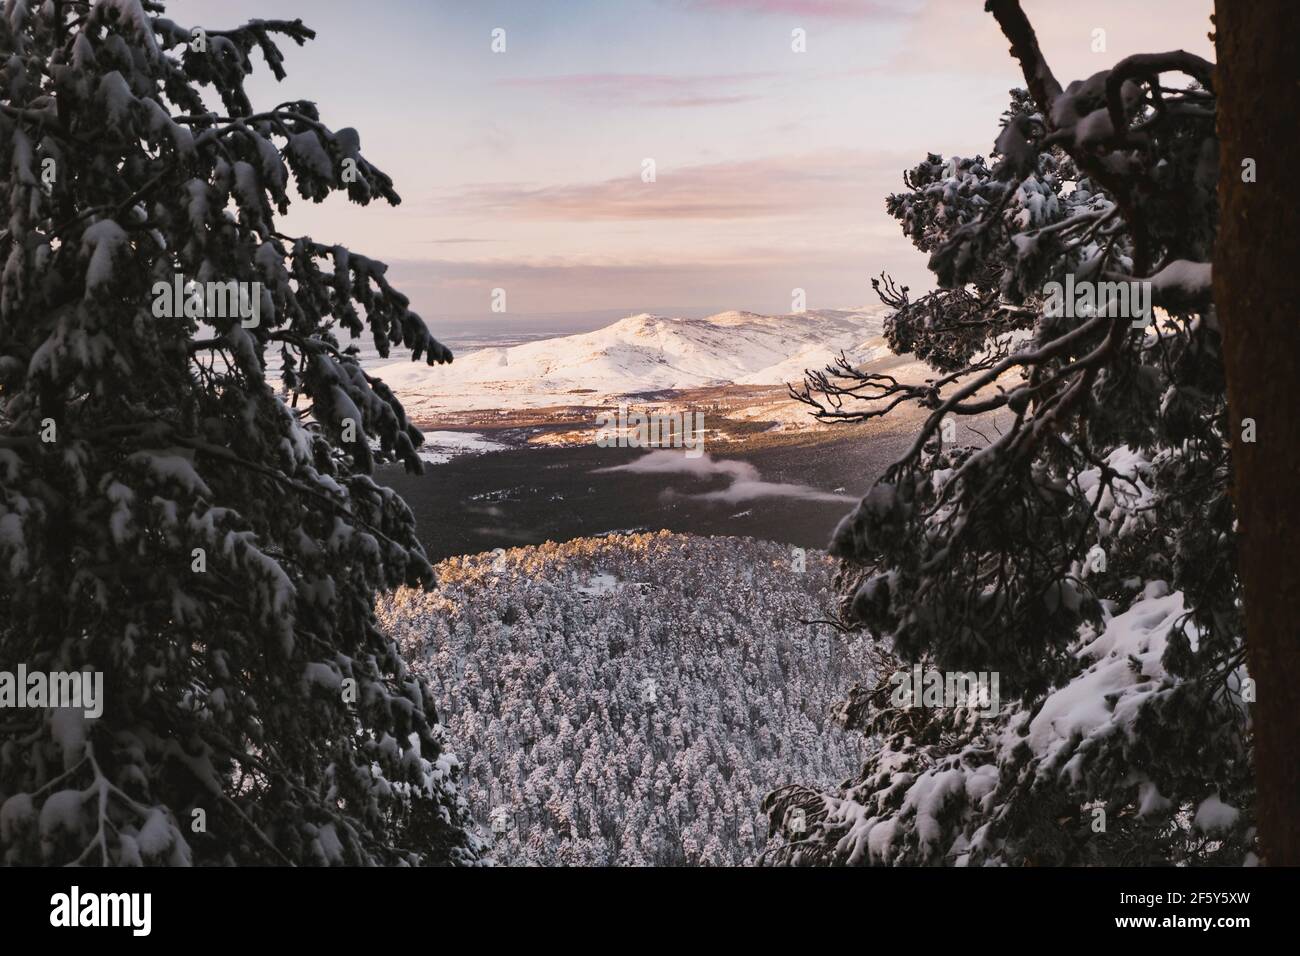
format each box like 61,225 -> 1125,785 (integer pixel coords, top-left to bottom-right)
1214,0 -> 1300,865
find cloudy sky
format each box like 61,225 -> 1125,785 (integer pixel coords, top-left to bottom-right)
186,0 -> 1213,321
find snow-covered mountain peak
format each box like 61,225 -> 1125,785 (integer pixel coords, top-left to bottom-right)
369,305 -> 892,414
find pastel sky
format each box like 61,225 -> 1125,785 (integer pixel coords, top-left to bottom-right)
183,0 -> 1213,320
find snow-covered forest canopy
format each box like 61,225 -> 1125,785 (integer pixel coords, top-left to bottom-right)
0,0 -> 479,864
380,532 -> 873,866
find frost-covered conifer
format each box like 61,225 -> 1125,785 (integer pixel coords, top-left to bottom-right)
768,0 -> 1250,865
381,532 -> 872,866
0,0 -> 478,865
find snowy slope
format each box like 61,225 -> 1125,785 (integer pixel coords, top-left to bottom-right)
368,307 -> 890,415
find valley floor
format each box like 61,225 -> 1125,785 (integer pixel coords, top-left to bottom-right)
378,396 -> 941,563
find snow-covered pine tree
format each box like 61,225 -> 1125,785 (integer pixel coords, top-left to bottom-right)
0,1 -> 480,865
766,0 -> 1252,865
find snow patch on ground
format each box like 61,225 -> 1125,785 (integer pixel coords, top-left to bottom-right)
414,431 -> 509,465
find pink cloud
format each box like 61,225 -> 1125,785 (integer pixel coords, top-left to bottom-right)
437,152 -> 908,222
652,94 -> 762,107
672,0 -> 909,19
496,72 -> 773,108
383,244 -> 923,315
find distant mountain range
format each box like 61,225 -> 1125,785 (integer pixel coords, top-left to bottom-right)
369,307 -> 891,416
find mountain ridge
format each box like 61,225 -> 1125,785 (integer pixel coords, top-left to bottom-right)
370,305 -> 892,414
